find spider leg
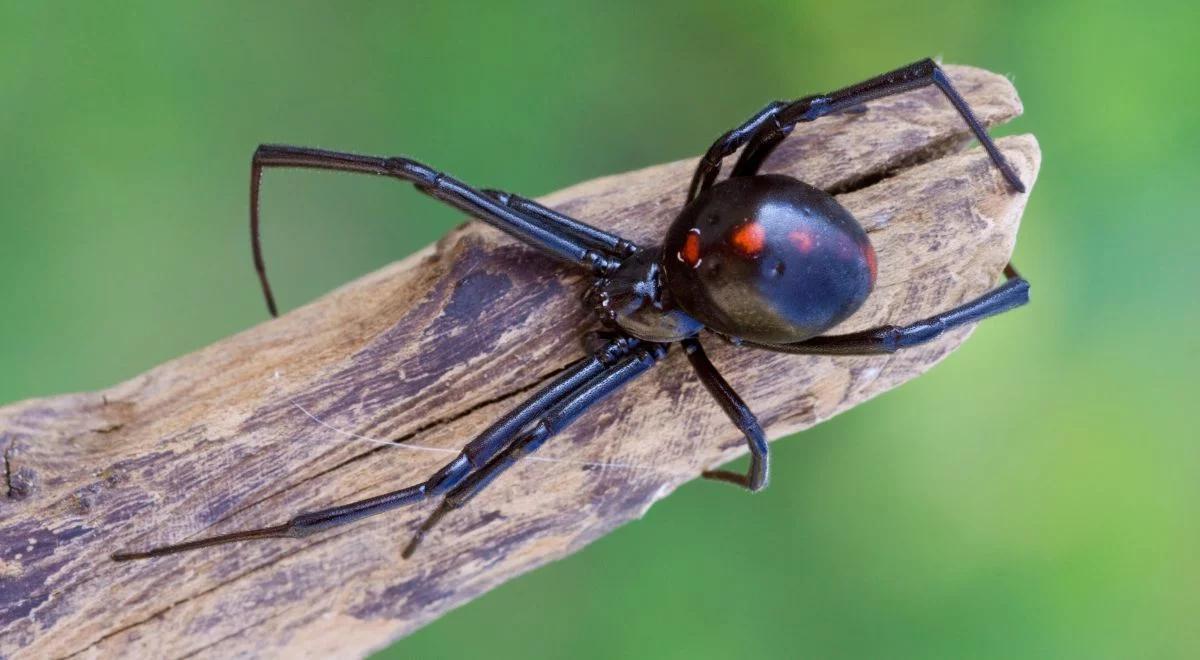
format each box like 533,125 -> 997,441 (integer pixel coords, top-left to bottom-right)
251,145 -> 626,316
682,337 -> 769,492
481,189 -> 639,258
112,338 -> 646,561
732,58 -> 1024,191
687,101 -> 789,202
402,341 -> 669,558
743,269 -> 1030,356
689,58 -> 1025,203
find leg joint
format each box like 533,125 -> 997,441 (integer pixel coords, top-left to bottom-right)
585,250 -> 619,276
596,336 -> 638,364
640,343 -> 669,363
425,455 -> 472,496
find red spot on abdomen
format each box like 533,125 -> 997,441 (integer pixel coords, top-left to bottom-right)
863,242 -> 878,281
678,229 -> 702,267
788,230 -> 815,253
729,220 -> 765,257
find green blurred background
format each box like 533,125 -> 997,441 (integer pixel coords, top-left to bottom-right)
2,2 -> 1197,658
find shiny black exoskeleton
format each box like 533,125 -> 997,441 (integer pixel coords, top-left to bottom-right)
114,58 -> 1032,563
663,174 -> 875,344
587,175 -> 875,345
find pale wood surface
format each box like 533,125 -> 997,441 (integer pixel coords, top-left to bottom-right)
0,65 -> 1039,659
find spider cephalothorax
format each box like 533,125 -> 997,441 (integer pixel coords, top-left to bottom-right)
584,248 -> 705,342
115,58 -> 1030,562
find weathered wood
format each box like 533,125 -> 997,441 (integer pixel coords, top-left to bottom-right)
0,65 -> 1039,659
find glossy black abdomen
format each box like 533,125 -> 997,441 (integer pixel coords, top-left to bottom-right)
661,174 -> 876,344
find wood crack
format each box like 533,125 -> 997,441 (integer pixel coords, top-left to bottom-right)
60,528 -> 357,660
3,435 -> 14,499
824,131 -> 973,197
175,616 -> 274,660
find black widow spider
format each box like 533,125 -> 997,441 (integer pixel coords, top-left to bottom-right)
113,58 -> 1030,562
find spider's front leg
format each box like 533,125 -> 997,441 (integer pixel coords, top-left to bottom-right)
249,145 -> 633,316
481,188 -> 640,258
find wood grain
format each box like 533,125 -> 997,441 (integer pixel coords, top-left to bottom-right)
0,65 -> 1039,659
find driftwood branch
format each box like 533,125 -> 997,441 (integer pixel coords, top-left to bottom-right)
0,65 -> 1039,659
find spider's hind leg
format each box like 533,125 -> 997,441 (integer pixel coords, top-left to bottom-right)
729,58 -> 1025,192
688,58 -> 1025,202
746,271 -> 1030,356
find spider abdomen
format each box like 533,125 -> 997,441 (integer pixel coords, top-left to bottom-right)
661,174 -> 876,344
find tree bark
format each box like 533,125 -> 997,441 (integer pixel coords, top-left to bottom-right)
0,65 -> 1039,659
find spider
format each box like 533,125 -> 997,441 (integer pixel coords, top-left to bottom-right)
113,58 -> 1030,562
